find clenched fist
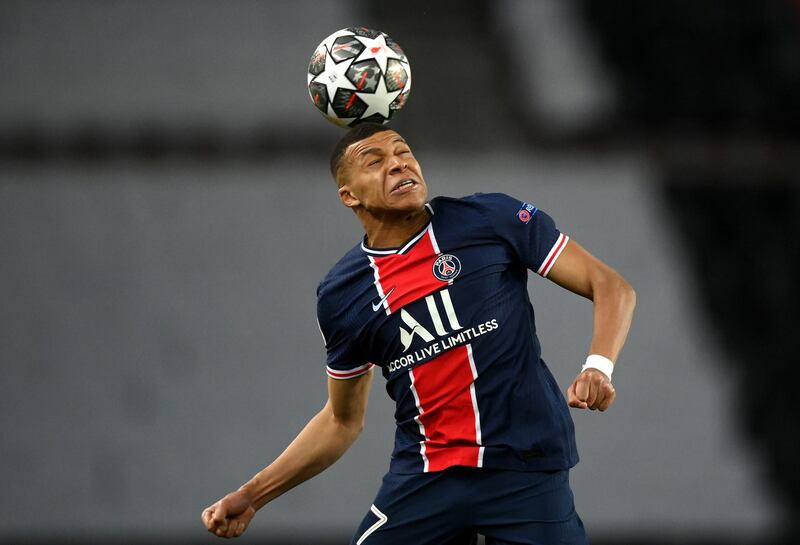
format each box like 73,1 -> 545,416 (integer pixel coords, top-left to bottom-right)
202,489 -> 256,539
567,368 -> 615,411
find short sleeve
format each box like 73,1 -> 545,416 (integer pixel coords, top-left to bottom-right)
316,290 -> 373,380
477,193 -> 569,277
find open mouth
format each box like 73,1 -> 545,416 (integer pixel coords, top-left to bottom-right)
391,179 -> 417,193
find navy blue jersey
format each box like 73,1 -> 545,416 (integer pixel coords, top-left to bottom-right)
316,193 -> 577,474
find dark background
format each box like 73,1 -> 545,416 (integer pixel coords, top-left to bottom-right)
2,1 -> 798,544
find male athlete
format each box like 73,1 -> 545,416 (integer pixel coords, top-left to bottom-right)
202,123 -> 636,544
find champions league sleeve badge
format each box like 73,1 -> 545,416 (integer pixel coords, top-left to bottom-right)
517,202 -> 537,223
432,254 -> 462,282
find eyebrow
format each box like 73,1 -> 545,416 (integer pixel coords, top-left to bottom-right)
358,147 -> 382,158
357,137 -> 408,158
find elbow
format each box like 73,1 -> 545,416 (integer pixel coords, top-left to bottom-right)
330,411 -> 366,439
595,268 -> 636,309
343,418 -> 365,442
617,275 -> 637,312
348,417 -> 366,436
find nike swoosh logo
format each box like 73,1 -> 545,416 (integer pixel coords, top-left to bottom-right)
372,287 -> 395,312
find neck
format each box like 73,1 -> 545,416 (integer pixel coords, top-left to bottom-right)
360,206 -> 430,249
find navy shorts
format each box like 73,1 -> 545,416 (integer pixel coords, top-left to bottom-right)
349,467 -> 588,545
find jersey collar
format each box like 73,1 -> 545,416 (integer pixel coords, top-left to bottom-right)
360,203 -> 434,256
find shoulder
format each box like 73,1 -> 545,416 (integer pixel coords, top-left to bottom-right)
317,242 -> 371,315
430,192 -> 532,221
318,243 -> 366,294
432,192 -> 526,208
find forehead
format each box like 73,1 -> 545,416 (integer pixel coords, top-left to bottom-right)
344,130 -> 406,162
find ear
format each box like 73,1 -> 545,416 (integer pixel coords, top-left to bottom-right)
338,185 -> 361,208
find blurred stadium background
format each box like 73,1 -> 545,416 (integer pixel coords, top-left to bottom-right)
1,1 -> 798,544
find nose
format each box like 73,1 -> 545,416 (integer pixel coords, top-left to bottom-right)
388,155 -> 407,173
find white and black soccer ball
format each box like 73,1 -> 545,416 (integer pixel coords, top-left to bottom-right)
307,27 -> 411,128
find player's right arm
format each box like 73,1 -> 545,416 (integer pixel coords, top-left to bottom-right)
201,369 -> 374,539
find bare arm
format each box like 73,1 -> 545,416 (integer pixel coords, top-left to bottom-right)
201,369 -> 374,538
547,239 -> 636,411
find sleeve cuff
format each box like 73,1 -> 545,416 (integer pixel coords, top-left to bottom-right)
536,233 -> 569,277
326,363 -> 374,380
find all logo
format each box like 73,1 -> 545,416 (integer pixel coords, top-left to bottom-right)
399,289 -> 462,352
432,254 -> 461,282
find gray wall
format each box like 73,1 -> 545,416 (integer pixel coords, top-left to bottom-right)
0,153 -> 778,538
0,0 -> 357,130
0,0 -> 783,541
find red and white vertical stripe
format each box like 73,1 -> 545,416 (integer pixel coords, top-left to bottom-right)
411,344 -> 483,472
366,225 -> 448,314
466,344 -> 484,467
363,218 -> 484,471
408,369 -> 430,472
368,255 -> 391,315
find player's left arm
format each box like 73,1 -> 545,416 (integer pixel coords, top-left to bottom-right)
546,238 -> 636,411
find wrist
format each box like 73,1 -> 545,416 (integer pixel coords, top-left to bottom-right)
581,354 -> 614,381
238,481 -> 263,510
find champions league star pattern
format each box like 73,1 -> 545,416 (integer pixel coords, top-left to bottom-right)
316,193 -> 576,474
307,27 -> 411,127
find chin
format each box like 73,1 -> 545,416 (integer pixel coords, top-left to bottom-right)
394,195 -> 428,214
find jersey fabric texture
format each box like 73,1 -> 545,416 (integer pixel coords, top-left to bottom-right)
316,192 -> 578,475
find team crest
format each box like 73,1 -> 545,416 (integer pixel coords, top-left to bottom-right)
433,254 -> 461,282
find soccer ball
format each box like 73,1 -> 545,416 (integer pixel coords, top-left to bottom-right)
307,27 -> 412,128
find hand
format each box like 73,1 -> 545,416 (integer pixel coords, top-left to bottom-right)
201,489 -> 256,539
567,368 -> 615,411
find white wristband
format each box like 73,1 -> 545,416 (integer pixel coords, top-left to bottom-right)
582,354 -> 614,381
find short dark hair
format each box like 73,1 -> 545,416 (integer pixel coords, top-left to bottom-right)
329,122 -> 395,183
